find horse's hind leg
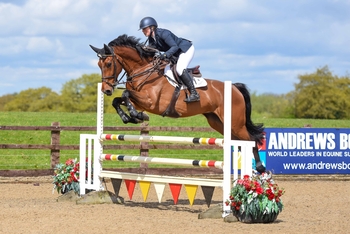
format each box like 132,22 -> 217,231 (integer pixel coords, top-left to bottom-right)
252,147 -> 265,173
203,113 -> 224,135
204,111 -> 266,174
203,112 -> 245,140
232,121 -> 266,173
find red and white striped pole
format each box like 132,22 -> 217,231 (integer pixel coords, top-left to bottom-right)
101,134 -> 223,146
102,154 -> 223,169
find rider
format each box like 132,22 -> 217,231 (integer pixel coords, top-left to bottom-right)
139,16 -> 200,103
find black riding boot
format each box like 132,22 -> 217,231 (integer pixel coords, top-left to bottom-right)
179,69 -> 200,102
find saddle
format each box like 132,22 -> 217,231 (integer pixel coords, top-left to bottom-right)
187,65 -> 202,77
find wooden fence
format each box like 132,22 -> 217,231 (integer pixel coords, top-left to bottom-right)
0,122 -> 221,177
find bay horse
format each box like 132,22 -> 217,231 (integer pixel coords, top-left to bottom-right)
90,34 -> 266,173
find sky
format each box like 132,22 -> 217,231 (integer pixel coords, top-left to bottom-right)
0,0 -> 349,96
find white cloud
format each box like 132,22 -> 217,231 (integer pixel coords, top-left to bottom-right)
89,58 -> 99,68
26,37 -> 53,52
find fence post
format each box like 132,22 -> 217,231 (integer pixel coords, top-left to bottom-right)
139,121 -> 149,169
51,122 -> 60,168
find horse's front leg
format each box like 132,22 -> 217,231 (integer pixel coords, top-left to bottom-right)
112,97 -> 140,124
122,90 -> 149,121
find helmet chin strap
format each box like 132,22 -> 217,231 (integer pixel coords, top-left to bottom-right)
142,27 -> 155,46
150,28 -> 156,41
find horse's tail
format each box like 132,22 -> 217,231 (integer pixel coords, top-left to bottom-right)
233,83 -> 265,144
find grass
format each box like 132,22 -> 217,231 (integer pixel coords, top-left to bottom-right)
1,111 -> 350,170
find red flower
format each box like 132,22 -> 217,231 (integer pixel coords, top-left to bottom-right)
244,183 -> 251,191
226,172 -> 284,212
256,187 -> 263,194
278,189 -> 284,196
65,159 -> 74,166
237,179 -> 244,185
265,188 -> 275,200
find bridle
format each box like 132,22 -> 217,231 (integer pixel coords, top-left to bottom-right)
98,52 -> 126,88
99,46 -> 164,90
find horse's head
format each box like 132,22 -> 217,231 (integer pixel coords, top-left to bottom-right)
90,44 -> 123,96
91,35 -> 158,95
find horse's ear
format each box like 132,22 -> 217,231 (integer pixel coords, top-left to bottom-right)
90,45 -> 102,54
104,44 -> 113,55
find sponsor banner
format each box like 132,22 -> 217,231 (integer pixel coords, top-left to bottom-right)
259,128 -> 350,174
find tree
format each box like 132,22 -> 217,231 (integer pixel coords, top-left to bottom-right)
294,66 -> 350,119
4,87 -> 61,112
251,92 -> 294,118
60,74 -> 100,112
59,73 -> 119,113
0,93 -> 17,111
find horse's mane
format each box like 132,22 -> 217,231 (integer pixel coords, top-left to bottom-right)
108,34 -> 155,59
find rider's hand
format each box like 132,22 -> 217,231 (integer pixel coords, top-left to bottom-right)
159,53 -> 167,60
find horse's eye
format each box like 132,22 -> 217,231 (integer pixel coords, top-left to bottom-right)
106,62 -> 112,68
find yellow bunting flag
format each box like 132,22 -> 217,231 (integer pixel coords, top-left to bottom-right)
139,181 -> 151,202
184,184 -> 198,206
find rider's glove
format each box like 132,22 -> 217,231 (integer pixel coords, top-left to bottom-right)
159,53 -> 167,60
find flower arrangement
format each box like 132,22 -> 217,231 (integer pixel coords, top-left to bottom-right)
53,158 -> 80,194
225,171 -> 285,223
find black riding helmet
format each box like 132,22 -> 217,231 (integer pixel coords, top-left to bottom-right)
139,17 -> 158,30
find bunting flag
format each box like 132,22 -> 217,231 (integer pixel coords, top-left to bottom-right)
169,183 -> 182,205
139,181 -> 151,202
110,178 -> 122,196
201,186 -> 215,207
124,179 -> 136,200
153,182 -> 166,203
111,178 -> 217,206
184,184 -> 198,206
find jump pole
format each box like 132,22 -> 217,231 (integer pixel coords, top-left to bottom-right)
79,83 -> 104,192
101,134 -> 224,146
102,154 -> 223,169
223,80 -> 232,217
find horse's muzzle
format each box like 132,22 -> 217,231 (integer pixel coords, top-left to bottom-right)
103,89 -> 113,96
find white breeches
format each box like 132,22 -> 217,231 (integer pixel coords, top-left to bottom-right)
176,45 -> 195,75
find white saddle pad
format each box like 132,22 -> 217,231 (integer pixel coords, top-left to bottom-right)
164,64 -> 207,89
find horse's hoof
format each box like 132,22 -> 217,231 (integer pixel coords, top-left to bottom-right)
121,116 -> 130,124
129,118 -> 143,124
138,112 -> 149,121
255,162 -> 266,174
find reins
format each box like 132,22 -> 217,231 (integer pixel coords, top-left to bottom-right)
126,56 -> 164,90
